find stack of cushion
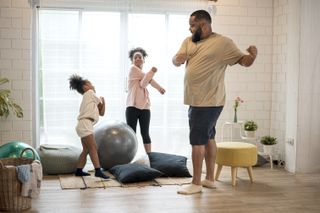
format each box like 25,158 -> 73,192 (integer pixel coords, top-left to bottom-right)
109,152 -> 192,183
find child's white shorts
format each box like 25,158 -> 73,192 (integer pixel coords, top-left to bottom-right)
76,119 -> 94,138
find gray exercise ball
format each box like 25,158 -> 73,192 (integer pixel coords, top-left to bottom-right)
94,121 -> 138,170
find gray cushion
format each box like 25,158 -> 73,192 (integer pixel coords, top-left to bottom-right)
37,144 -> 81,175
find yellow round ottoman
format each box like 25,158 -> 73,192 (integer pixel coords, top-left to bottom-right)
215,142 -> 257,186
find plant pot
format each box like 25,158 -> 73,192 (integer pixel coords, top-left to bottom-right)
244,130 -> 255,138
263,145 -> 274,155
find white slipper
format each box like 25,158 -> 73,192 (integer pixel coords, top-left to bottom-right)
177,184 -> 202,195
201,179 -> 216,189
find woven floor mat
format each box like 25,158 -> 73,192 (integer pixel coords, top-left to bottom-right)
59,171 -> 193,190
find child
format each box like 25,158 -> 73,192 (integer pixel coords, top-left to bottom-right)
69,74 -> 109,179
126,47 -> 166,153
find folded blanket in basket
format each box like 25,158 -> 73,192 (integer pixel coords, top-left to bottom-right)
16,160 -> 43,198
16,165 -> 31,183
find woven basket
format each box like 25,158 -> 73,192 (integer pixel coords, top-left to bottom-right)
0,148 -> 36,211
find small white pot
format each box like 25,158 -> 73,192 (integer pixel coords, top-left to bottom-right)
244,130 -> 255,138
263,145 -> 274,155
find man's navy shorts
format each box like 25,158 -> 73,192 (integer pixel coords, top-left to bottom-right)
188,106 -> 223,145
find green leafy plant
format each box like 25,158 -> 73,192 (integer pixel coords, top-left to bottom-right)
0,77 -> 23,118
244,120 -> 258,131
260,135 -> 277,145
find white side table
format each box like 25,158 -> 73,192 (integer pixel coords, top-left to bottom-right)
261,145 -> 274,169
220,121 -> 243,142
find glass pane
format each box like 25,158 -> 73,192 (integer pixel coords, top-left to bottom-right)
81,12 -> 124,122
39,10 -> 191,156
39,10 -> 81,146
128,13 -> 190,155
39,11 -> 122,146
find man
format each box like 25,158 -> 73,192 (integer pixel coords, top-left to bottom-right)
172,10 -> 257,195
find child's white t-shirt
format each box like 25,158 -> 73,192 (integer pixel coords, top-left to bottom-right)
77,89 -> 101,124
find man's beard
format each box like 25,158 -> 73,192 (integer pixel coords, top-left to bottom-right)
192,27 -> 202,43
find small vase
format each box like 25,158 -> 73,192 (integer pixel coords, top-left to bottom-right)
233,109 -> 237,123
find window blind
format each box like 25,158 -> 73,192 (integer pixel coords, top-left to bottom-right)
36,0 -> 207,13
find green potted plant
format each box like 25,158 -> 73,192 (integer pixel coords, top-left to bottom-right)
243,120 -> 258,138
0,77 -> 23,118
260,135 -> 277,155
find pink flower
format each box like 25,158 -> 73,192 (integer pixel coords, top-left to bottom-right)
233,96 -> 244,109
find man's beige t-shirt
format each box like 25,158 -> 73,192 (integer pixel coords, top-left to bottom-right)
176,33 -> 244,107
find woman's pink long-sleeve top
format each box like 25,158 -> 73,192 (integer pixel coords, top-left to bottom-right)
126,65 -> 162,110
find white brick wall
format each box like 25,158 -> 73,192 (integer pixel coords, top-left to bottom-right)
270,0 -> 288,159
0,0 -> 31,145
211,0 -> 273,142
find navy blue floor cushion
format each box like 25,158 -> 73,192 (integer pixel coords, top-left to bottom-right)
147,152 -> 192,177
109,163 -> 163,183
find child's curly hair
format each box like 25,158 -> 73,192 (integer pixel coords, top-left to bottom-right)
69,74 -> 86,94
128,47 -> 148,62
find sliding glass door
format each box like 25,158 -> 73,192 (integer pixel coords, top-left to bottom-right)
38,9 -> 190,155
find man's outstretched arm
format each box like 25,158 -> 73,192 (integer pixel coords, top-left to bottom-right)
238,45 -> 257,67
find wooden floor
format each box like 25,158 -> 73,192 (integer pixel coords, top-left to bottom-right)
7,165 -> 320,213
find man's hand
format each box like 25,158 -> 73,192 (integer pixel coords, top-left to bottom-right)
247,45 -> 257,59
238,45 -> 258,67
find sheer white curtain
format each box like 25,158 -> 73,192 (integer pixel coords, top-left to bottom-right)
37,0 -> 207,156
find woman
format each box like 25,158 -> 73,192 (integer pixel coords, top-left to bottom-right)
126,47 -> 165,153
